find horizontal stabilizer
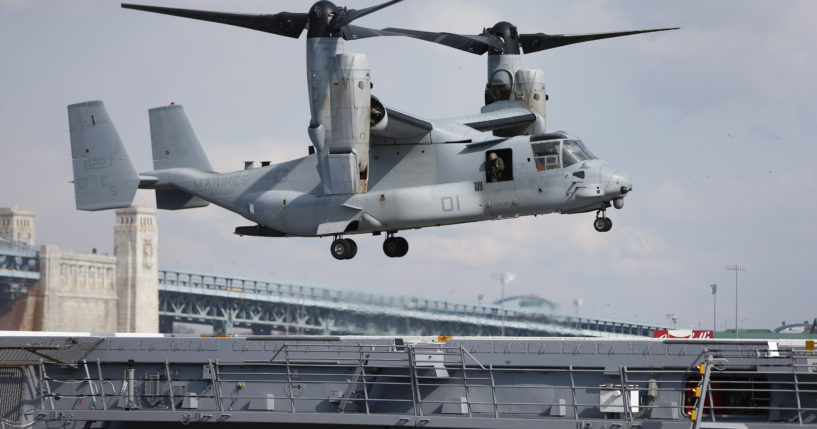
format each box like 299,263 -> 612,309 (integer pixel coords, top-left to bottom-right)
68,101 -> 139,211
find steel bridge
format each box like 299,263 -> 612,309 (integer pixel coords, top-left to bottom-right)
0,239 -> 668,337
158,268 -> 668,337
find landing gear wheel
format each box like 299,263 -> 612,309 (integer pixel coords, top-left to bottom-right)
347,239 -> 358,259
383,236 -> 409,258
383,237 -> 399,257
594,210 -> 613,232
395,237 -> 408,257
330,238 -> 357,260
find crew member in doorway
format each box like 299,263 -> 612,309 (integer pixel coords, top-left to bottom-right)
487,152 -> 505,182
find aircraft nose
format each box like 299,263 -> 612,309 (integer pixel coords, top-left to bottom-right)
605,170 -> 633,197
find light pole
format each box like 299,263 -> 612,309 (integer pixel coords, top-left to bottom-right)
492,272 -> 515,336
573,298 -> 583,329
709,284 -> 717,333
725,265 -> 746,339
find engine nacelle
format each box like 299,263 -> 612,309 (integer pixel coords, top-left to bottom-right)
484,54 -> 547,135
485,54 -> 521,105
370,95 -> 388,132
512,68 -> 546,134
329,52 -> 371,193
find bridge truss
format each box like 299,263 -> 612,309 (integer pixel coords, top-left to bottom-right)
0,235 -> 668,337
158,268 -> 665,337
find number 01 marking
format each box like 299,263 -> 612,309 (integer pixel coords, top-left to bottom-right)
441,196 -> 461,212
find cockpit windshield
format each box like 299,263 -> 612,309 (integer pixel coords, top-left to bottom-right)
531,139 -> 596,171
561,140 -> 596,167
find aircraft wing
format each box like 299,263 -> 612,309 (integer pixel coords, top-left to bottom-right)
446,101 -> 539,132
371,105 -> 490,145
375,107 -> 432,139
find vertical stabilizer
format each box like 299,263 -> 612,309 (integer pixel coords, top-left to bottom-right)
149,104 -> 212,171
148,104 -> 211,209
68,101 -> 139,211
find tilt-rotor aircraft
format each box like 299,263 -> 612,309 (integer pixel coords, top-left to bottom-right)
68,1 -> 676,260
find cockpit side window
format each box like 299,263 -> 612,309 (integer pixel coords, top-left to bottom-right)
531,141 -> 561,172
562,139 -> 596,167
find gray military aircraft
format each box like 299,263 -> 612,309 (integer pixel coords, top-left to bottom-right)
68,1 -> 674,260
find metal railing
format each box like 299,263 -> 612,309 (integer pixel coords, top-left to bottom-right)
34,343 -> 817,425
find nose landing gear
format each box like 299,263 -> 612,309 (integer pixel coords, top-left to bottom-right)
330,236 -> 358,260
383,233 -> 409,258
593,210 -> 613,232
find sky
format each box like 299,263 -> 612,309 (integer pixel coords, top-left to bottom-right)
1,0 -> 816,331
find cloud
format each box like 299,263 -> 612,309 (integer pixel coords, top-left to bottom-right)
413,229 -> 514,266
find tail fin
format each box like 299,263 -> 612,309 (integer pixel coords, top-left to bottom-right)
149,104 -> 212,171
68,101 -> 139,211
148,104 -> 211,209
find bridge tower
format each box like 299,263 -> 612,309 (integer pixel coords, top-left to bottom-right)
0,208 -> 35,246
114,207 -> 159,333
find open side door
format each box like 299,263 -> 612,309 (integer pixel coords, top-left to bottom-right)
483,148 -> 518,216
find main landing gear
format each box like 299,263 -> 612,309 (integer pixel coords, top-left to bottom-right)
329,233 -> 409,260
593,210 -> 613,232
383,233 -> 409,258
330,237 -> 357,260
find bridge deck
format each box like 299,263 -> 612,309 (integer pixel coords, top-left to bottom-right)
158,268 -> 667,337
0,237 -> 668,337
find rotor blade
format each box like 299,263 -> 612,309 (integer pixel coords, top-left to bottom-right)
383,28 -> 503,55
340,25 -> 401,41
519,27 -> 679,54
121,4 -> 308,38
336,0 -> 403,27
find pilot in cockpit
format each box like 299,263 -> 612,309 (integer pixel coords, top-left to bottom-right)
545,144 -> 560,169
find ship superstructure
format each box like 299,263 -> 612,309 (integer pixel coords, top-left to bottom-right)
0,333 -> 815,428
